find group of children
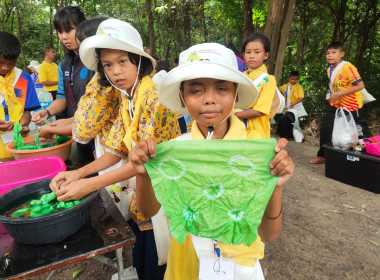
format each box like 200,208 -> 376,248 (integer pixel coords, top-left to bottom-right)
0,4 -> 372,280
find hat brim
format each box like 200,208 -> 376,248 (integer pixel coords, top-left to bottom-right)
79,34 -> 156,71
158,61 -> 258,115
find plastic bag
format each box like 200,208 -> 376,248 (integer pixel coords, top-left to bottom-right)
332,107 -> 358,149
292,119 -> 304,143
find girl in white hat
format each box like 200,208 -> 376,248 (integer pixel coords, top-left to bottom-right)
130,43 -> 294,280
50,18 -> 180,280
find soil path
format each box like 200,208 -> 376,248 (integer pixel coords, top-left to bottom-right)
30,139 -> 380,280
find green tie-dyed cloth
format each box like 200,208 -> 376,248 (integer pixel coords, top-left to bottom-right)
144,139 -> 279,246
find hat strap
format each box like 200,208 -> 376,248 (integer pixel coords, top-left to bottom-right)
104,56 -> 142,120
128,56 -> 141,118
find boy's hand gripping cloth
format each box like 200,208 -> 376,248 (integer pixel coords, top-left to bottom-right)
144,139 -> 279,246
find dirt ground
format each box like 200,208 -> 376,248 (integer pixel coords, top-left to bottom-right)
29,136 -> 380,280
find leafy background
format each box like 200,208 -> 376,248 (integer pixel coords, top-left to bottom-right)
1,0 -> 379,123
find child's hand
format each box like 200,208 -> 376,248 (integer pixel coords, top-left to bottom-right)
31,110 -> 49,126
54,178 -> 93,201
21,124 -> 30,135
269,138 -> 294,187
50,170 -> 83,193
0,120 -> 13,132
329,92 -> 341,102
38,124 -> 55,139
130,137 -> 157,175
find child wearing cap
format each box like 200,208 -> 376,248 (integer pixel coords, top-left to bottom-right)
27,60 -> 40,84
49,18 -> 180,280
130,43 -> 294,280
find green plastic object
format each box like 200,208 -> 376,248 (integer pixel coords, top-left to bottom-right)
34,133 -> 41,149
12,125 -> 70,150
144,139 -> 279,246
55,135 -> 70,144
7,192 -> 83,218
13,123 -> 24,149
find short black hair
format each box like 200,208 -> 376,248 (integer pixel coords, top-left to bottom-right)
156,59 -> 169,72
226,42 -> 240,57
75,16 -> 108,43
326,42 -> 343,51
42,46 -> 53,56
53,6 -> 86,33
0,32 -> 21,59
242,33 -> 271,61
289,71 -> 299,78
173,57 -> 179,64
95,49 -> 153,87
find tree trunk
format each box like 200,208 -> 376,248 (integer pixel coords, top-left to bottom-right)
354,6 -> 380,71
264,0 -> 296,82
331,0 -> 347,43
243,0 -> 253,39
15,7 -> 26,70
183,1 -> 191,48
198,0 -> 208,42
49,4 -> 54,48
145,0 -> 156,56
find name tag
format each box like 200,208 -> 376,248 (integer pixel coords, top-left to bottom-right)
199,257 -> 235,280
1,131 -> 13,144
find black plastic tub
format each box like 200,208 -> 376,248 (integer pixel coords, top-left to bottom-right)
0,179 -> 97,245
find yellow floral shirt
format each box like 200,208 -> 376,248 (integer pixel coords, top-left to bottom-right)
73,73 -> 121,146
105,75 -> 180,230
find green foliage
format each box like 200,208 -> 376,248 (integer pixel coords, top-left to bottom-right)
1,0 -> 378,123
280,0 -> 379,122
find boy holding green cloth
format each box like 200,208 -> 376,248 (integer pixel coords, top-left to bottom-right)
130,43 -> 294,280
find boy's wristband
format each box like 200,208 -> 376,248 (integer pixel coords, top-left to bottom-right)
44,109 -> 51,118
264,205 -> 282,220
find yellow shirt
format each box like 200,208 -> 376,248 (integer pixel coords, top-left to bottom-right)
38,61 -> 58,91
72,73 -> 121,145
105,75 -> 180,231
165,115 -> 265,280
243,65 -> 276,139
279,82 -> 304,109
327,62 -> 362,110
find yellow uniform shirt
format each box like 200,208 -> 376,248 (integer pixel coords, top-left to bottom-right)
105,75 -> 180,231
243,65 -> 276,139
279,82 -> 304,109
327,62 -> 362,111
164,115 -> 265,280
38,61 -> 58,91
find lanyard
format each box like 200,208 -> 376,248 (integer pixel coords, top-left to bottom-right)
329,60 -> 342,80
286,85 -> 292,97
67,63 -> 84,107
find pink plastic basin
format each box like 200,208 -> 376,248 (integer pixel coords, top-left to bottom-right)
0,156 -> 66,196
365,135 -> 380,157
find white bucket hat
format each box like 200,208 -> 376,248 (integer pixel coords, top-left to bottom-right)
27,60 -> 40,73
158,43 -> 258,115
79,18 -> 156,71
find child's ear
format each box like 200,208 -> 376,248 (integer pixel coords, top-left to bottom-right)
339,51 -> 345,58
179,90 -> 186,108
264,52 -> 270,61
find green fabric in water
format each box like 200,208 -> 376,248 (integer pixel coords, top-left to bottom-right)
7,192 -> 84,218
144,139 -> 279,246
12,124 -> 70,150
